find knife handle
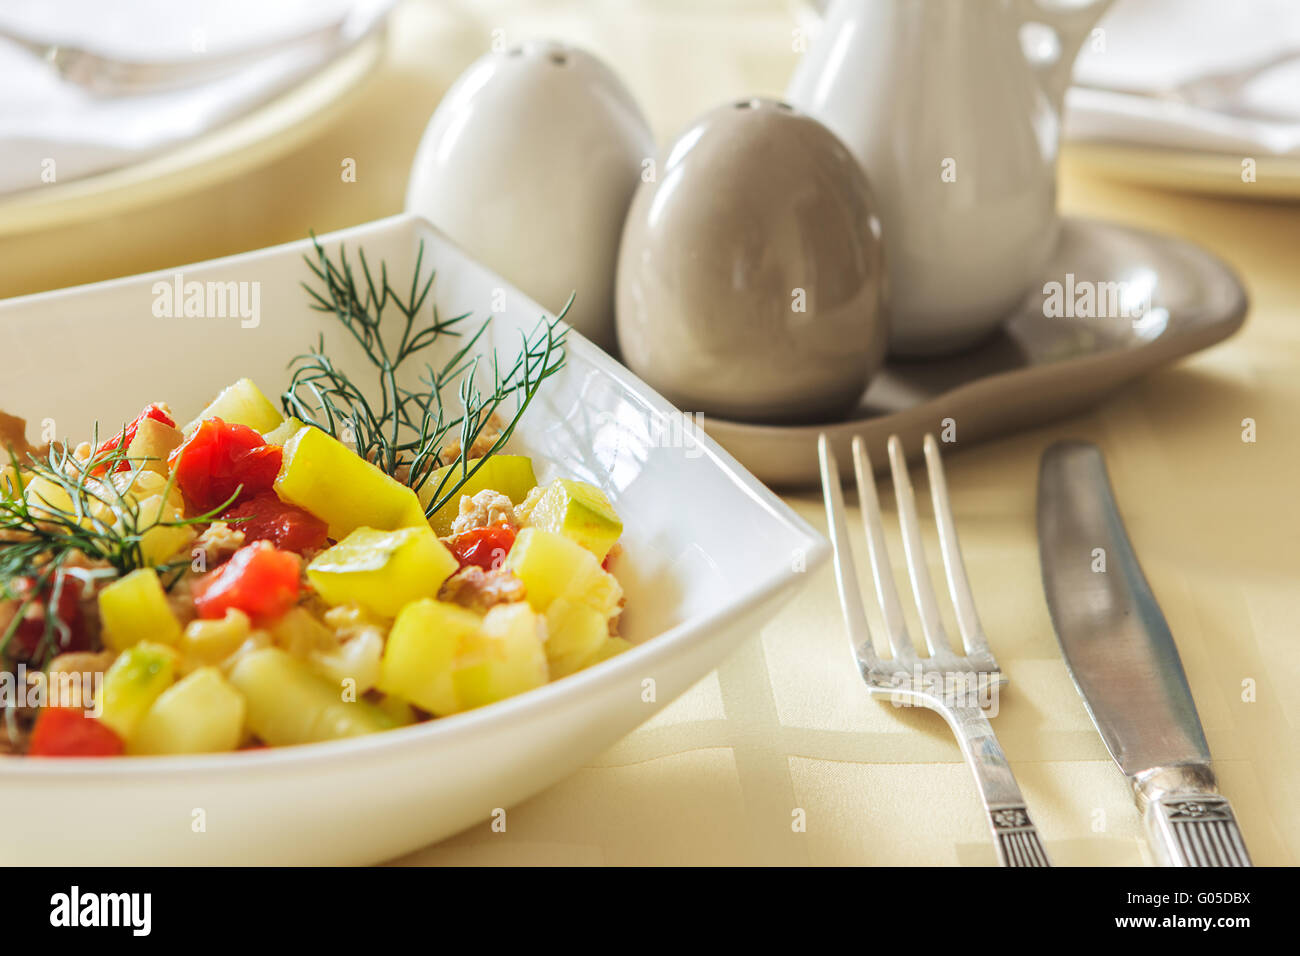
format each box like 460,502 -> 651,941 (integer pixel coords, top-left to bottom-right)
1144,794 -> 1253,867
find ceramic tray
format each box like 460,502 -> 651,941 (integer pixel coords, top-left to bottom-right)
703,217 -> 1248,487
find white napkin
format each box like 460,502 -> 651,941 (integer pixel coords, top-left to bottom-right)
1066,0 -> 1300,156
0,0 -> 392,195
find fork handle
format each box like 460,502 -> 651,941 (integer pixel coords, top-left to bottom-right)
988,804 -> 1051,867
949,705 -> 1052,867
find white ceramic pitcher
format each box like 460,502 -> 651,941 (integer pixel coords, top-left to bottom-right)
788,0 -> 1113,356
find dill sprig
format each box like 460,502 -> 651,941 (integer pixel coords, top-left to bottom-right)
293,236 -> 470,477
283,235 -> 569,519
0,440 -> 232,669
411,316 -> 566,514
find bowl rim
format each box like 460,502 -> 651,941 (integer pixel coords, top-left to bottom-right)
0,211 -> 829,778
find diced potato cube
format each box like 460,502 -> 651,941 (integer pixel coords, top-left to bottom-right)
228,647 -> 394,746
306,525 -> 458,618
98,642 -> 178,740
275,426 -> 428,538
527,478 -> 622,561
452,603 -> 548,710
185,377 -> 284,435
377,598 -> 482,716
98,568 -> 182,651
591,636 -> 632,664
23,474 -> 71,516
129,494 -> 197,566
1,465 -> 19,500
418,455 -> 537,535
504,527 -> 622,617
544,598 -> 610,678
375,695 -> 418,726
24,475 -> 112,527
127,667 -> 245,754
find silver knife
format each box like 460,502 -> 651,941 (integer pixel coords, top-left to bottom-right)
1037,440 -> 1252,867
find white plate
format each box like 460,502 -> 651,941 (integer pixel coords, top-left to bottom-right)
0,212 -> 827,865
0,31 -> 385,238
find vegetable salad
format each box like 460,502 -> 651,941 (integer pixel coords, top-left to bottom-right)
0,377 -> 628,757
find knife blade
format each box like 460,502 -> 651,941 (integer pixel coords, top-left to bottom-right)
1037,440 -> 1251,867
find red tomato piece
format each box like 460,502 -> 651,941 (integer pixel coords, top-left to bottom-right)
170,417 -> 283,513
221,491 -> 329,554
6,570 -> 90,662
192,541 -> 301,621
447,522 -> 517,571
29,708 -> 124,757
90,403 -> 175,475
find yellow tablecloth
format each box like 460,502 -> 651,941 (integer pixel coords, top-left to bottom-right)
2,0 -> 1296,866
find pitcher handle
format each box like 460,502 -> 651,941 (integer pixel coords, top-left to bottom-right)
1013,0 -> 1115,114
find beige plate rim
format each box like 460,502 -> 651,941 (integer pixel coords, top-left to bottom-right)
0,31 -> 387,238
1062,140 -> 1300,200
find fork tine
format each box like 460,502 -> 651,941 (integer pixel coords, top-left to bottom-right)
886,435 -> 959,661
817,435 -> 880,670
851,437 -> 917,665
923,434 -> 994,661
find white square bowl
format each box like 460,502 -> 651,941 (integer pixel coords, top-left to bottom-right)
0,213 -> 827,865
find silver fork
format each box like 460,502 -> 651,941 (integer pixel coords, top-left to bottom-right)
818,432 -> 1050,867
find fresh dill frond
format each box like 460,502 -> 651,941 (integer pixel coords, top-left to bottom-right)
284,234 -> 569,519
0,441 -> 233,669
410,314 -> 568,514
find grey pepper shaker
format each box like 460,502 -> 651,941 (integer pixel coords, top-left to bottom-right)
615,98 -> 888,424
